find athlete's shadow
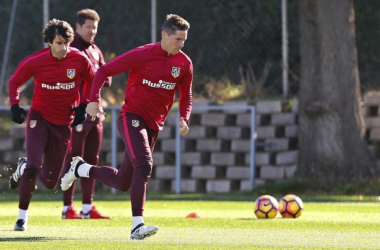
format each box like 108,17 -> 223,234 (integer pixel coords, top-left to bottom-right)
0,236 -> 65,242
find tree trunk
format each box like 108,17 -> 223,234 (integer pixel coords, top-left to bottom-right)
298,0 -> 376,185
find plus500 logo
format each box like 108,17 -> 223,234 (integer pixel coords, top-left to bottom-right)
41,82 -> 75,90
142,79 -> 176,90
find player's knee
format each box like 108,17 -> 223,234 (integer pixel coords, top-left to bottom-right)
23,165 -> 40,179
112,173 -> 131,192
43,180 -> 57,189
40,174 -> 59,189
85,155 -> 99,165
140,164 -> 152,180
113,179 -> 130,192
118,183 -> 130,192
135,164 -> 152,182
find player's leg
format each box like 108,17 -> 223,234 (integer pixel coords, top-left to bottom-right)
60,112 -> 158,239
79,112 -> 158,238
61,113 -> 134,192
39,122 -> 71,189
13,110 -> 48,231
130,120 -> 159,219
62,123 -> 88,219
119,113 -> 159,240
80,120 -> 110,219
61,154 -> 82,219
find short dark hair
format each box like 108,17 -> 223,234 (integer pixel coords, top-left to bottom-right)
162,14 -> 190,35
77,9 -> 100,26
42,19 -> 74,44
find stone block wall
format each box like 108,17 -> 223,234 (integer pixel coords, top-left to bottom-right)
364,93 -> 380,141
363,92 -> 380,169
0,124 -> 27,191
148,100 -> 299,193
0,99 -> 300,193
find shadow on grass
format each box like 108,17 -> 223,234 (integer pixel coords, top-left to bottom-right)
237,218 -> 255,221
0,237 -> 65,242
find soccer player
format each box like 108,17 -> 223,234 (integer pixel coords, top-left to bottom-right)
8,19 -> 95,231
61,14 -> 192,240
61,9 -> 111,220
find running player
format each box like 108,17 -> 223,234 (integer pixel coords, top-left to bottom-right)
61,14 -> 192,240
8,19 -> 95,231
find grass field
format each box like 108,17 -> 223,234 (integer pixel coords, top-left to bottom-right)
1,191 -> 380,249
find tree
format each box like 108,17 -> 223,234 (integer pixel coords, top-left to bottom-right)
297,0 -> 377,185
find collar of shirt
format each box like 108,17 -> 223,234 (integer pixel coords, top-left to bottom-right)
157,41 -> 170,57
47,47 -> 70,63
73,32 -> 93,49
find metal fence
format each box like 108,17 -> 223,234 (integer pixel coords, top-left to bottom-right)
2,1 -> 380,105
0,0 -> 300,105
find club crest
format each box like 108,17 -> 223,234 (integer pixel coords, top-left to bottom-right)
30,120 -> 37,128
132,120 -> 139,127
171,67 -> 181,78
75,124 -> 83,132
67,69 -> 76,79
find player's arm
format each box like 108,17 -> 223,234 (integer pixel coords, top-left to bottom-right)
8,58 -> 34,124
71,56 -> 96,127
81,56 -> 96,104
87,49 -> 142,119
178,62 -> 193,135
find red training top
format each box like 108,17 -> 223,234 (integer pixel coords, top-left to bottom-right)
90,42 -> 193,131
8,47 -> 95,125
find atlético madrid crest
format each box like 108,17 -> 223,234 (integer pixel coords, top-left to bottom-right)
67,69 -> 76,79
30,120 -> 37,128
132,120 -> 139,127
171,67 -> 181,78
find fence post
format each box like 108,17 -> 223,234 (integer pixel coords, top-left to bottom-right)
249,106 -> 256,190
111,107 -> 118,194
175,109 -> 182,194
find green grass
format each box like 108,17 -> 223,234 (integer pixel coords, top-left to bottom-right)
1,191 -> 380,249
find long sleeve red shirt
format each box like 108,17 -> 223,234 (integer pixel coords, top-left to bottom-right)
90,42 -> 193,131
8,47 -> 95,125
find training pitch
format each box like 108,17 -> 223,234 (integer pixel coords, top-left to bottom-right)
1,191 -> 380,249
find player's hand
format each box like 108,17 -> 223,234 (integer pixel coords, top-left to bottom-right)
71,103 -> 87,127
86,102 -> 106,121
11,104 -> 27,124
179,117 -> 189,135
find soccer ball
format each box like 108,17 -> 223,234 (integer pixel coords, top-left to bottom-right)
254,195 -> 279,219
279,194 -> 304,218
